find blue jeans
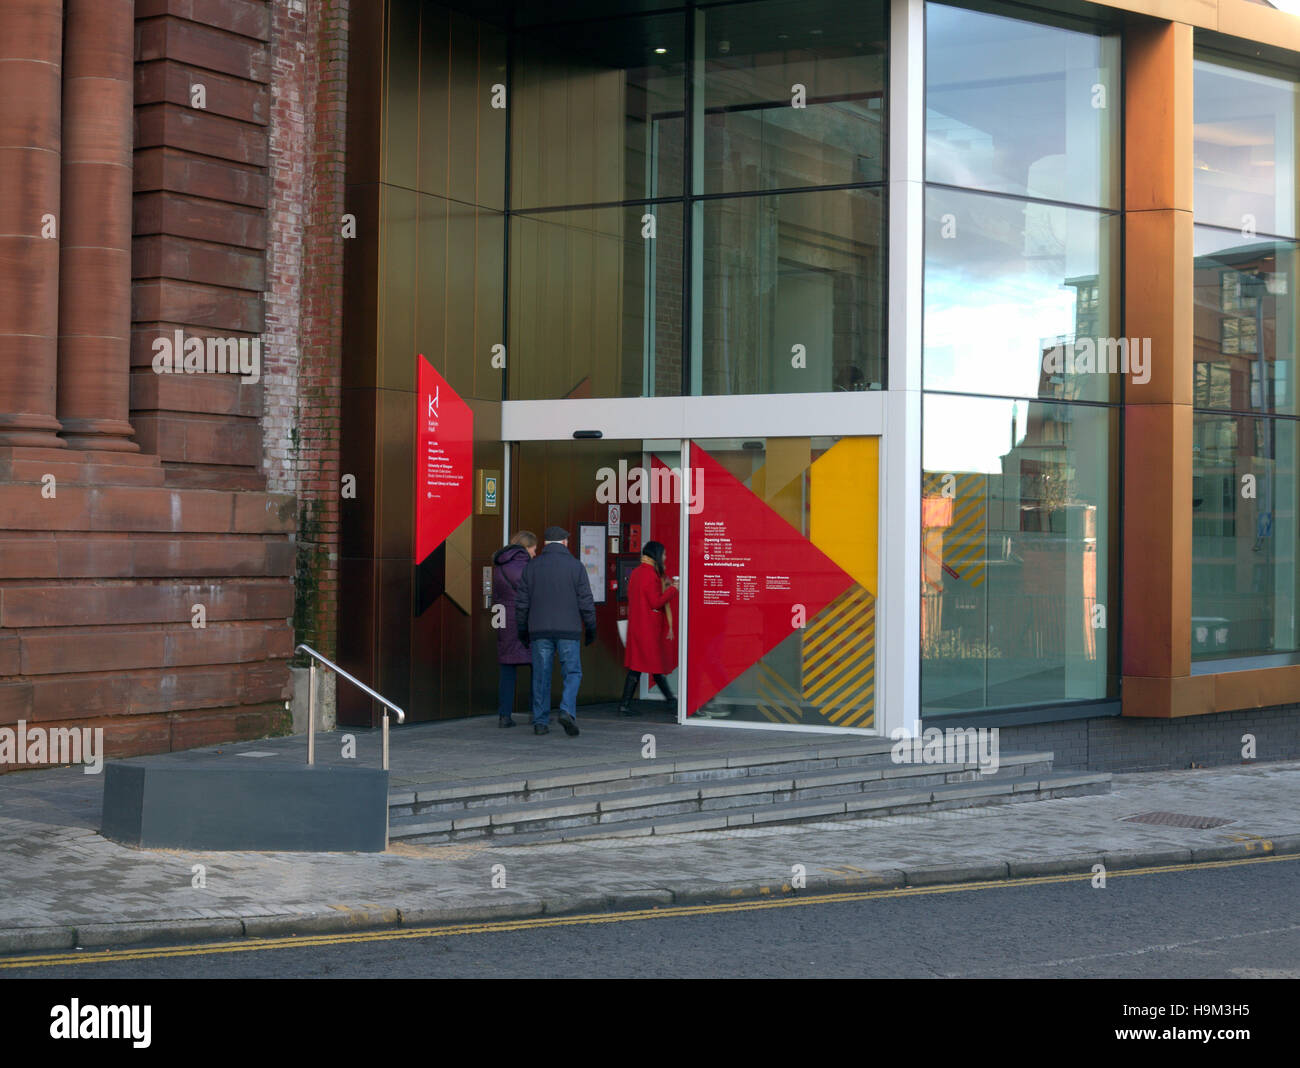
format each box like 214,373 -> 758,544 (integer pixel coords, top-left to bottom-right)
498,663 -> 529,720
530,638 -> 581,725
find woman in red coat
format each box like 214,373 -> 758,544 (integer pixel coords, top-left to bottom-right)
618,541 -> 678,716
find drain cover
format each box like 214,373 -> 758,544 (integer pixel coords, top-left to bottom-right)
1120,811 -> 1235,829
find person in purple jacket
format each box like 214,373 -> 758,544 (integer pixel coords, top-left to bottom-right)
492,530 -> 537,727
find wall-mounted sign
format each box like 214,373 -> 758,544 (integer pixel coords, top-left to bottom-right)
579,523 -> 607,604
415,355 -> 473,565
477,468 -> 500,515
607,504 -> 621,535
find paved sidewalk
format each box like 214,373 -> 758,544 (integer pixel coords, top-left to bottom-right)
0,753 -> 1297,954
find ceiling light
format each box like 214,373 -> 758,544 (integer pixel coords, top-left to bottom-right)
654,47 -> 668,54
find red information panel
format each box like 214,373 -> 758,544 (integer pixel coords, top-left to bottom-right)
415,355 -> 473,565
686,446 -> 853,715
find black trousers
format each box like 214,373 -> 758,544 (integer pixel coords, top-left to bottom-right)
622,669 -> 674,701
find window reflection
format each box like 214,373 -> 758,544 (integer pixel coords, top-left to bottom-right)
1194,57 -> 1298,239
1192,413 -> 1299,659
511,13 -> 685,209
1194,227 -> 1298,416
697,189 -> 885,396
701,0 -> 886,194
509,204 -> 684,400
924,187 -> 1120,402
922,394 -> 1117,713
926,3 -> 1120,209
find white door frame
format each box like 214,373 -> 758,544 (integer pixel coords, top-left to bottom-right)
500,391 -> 915,738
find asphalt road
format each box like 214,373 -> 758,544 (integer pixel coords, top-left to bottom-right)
4,855 -> 1297,980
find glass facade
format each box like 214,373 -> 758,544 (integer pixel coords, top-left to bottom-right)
1193,53 -> 1300,664
1193,57 -> 1298,238
509,204 -> 684,400
921,2 -> 1121,715
352,0 -> 1300,734
926,3 -> 1120,210
697,188 -> 884,396
924,186 -> 1120,403
700,0 -> 886,194
506,0 -> 889,401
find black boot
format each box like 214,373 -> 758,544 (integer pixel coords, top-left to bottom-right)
618,672 -> 640,716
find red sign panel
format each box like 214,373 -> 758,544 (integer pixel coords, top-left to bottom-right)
415,355 -> 473,565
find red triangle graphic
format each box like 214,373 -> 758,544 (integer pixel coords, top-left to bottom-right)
687,446 -> 855,715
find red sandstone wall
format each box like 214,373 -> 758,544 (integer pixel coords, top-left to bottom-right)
0,0 -> 312,766
131,0 -> 271,490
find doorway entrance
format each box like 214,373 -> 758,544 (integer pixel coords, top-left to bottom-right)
508,439 -> 684,718
507,434 -> 880,732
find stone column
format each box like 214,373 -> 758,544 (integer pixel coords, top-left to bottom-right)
57,0 -> 138,451
0,0 -> 65,448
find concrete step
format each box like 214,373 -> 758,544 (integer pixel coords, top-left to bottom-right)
387,765 -> 1110,846
389,747 -> 1055,821
388,737 -> 928,820
468,770 -> 1114,847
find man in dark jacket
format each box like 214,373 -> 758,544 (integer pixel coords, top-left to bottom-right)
516,525 -> 597,736
492,531 -> 536,728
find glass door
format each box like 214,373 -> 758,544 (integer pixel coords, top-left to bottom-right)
683,435 -> 880,729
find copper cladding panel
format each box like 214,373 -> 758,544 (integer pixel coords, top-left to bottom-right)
382,0 -> 420,191
346,0 -> 383,187
375,388 -> 415,563
1120,17 -> 1195,708
341,183 -> 380,392
377,185 -> 417,393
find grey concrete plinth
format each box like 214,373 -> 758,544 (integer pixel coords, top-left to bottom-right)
101,761 -> 389,852
290,665 -> 336,734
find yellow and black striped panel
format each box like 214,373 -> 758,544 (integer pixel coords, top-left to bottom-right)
753,661 -> 803,724
921,471 -> 988,588
800,585 -> 875,729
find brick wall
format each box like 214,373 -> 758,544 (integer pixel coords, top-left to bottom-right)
265,0 -> 347,660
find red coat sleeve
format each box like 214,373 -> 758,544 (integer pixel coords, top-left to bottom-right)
643,575 -> 674,609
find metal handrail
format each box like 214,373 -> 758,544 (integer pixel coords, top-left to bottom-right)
295,644 -> 405,771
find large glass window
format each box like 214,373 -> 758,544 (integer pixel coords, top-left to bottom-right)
1193,55 -> 1300,665
924,187 -> 1120,402
1194,56 -> 1298,239
696,188 -> 885,396
922,2 -> 1121,715
1192,412 -> 1298,660
511,13 -> 685,209
1194,229 -> 1298,417
505,0 -> 889,400
922,395 -> 1118,713
700,0 -> 887,194
508,203 -> 684,400
926,3 -> 1120,210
